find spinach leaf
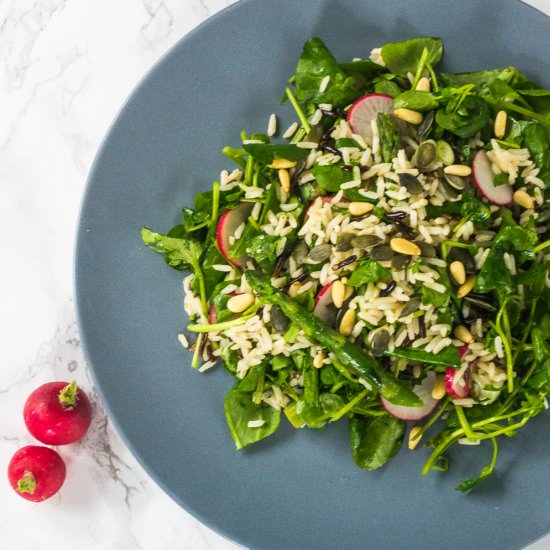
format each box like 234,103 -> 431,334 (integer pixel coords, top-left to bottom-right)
312,164 -> 351,192
380,37 -> 443,75
374,78 -> 402,97
246,233 -> 280,273
440,67 -> 525,91
349,414 -> 405,470
524,123 -> 550,186
242,143 -> 309,165
141,227 -> 203,272
435,94 -> 490,138
339,60 -> 384,89
224,386 -> 281,450
181,207 -> 210,233
385,346 -> 461,367
460,192 -> 492,225
377,112 -> 401,162
201,242 -> 228,296
293,37 -> 361,109
421,284 -> 450,308
348,258 -> 390,287
296,393 -> 345,429
394,90 -> 440,112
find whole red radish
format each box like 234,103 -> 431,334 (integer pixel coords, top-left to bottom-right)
24,381 -> 92,445
8,445 -> 66,502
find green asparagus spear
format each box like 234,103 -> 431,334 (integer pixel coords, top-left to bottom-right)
245,270 -> 422,407
377,112 -> 401,163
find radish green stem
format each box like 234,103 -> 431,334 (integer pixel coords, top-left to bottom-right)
413,396 -> 450,441
191,334 -> 203,369
534,239 -> 550,253
455,406 -> 478,441
330,389 -> 369,422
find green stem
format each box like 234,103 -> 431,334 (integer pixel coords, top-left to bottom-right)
515,299 -> 537,367
411,47 -> 429,90
188,314 -> 254,333
285,87 -> 311,133
210,181 -> 220,226
422,428 -> 464,475
427,62 -> 440,93
495,101 -> 550,127
455,406 -> 479,441
534,239 -> 550,253
191,333 -> 203,369
17,471 -> 37,494
414,396 -> 450,440
330,389 -> 369,422
59,380 -> 78,408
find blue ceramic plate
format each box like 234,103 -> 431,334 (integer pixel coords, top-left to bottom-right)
76,1 -> 550,548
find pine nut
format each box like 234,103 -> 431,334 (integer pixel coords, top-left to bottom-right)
331,280 -> 346,309
415,77 -> 431,92
227,292 -> 255,313
278,168 -> 291,193
288,282 -> 301,298
432,374 -> 446,400
390,238 -> 421,256
348,202 -> 374,216
413,365 -> 422,379
408,426 -> 423,450
393,108 -> 423,125
444,164 -> 472,177
449,260 -> 466,285
344,286 -> 354,301
513,189 -> 535,210
339,308 -> 356,336
268,158 -> 297,169
494,110 -> 508,139
457,274 -> 476,298
454,324 -> 474,344
313,352 -> 325,369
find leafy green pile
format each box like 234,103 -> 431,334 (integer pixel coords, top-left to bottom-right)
143,36 -> 550,491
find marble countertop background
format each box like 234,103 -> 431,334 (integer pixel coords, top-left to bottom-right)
0,1 -> 548,549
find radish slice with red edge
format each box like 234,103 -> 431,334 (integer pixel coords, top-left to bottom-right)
347,94 -> 394,140
209,304 -> 217,324
313,282 -> 335,324
459,343 -> 469,359
472,149 -> 513,205
216,202 -> 254,267
445,366 -> 471,398
381,372 -> 439,421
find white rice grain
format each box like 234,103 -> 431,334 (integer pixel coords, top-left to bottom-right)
267,113 -> 277,137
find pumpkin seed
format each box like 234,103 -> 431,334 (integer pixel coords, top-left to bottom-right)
413,140 -> 437,171
392,254 -> 412,270
444,172 -> 466,191
399,297 -> 421,318
350,234 -> 382,249
370,244 -> 393,261
417,110 -> 434,139
398,173 -> 423,194
415,241 -> 436,258
308,243 -> 332,262
336,233 -> 354,252
371,329 -> 390,357
436,139 -> 455,165
270,305 -> 289,333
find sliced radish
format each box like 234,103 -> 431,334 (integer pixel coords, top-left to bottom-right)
459,343 -> 469,359
381,372 -> 439,421
445,366 -> 471,398
304,195 -> 333,220
313,282 -> 335,324
347,94 -> 394,140
472,150 -> 513,205
216,202 -> 254,267
209,304 -> 217,324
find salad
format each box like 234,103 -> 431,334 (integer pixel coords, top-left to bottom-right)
142,37 -> 550,491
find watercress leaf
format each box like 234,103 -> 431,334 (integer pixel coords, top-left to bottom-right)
374,79 -> 402,97
224,387 -> 281,450
421,284 -> 450,308
242,143 -> 309,165
460,192 -> 491,224
339,59 -> 384,89
246,232 -> 280,273
348,258 -> 390,287
475,248 -> 511,294
349,414 -> 405,470
377,112 -> 401,162
380,37 -> 443,75
385,346 -> 461,367
393,90 -> 440,112
455,439 -> 498,493
201,243 -> 228,295
435,94 -> 490,138
312,164 -> 351,192
524,123 -> 550,186
181,207 -> 210,233
222,146 -> 247,169
440,67 -> 525,91
141,227 -> 203,272
294,38 -> 361,109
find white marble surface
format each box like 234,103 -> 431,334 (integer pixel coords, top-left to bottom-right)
0,1 -> 549,549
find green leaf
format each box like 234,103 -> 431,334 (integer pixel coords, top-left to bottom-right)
348,258 -> 390,287
312,164 -> 351,192
295,393 -> 346,429
394,90 -> 440,112
349,414 -> 405,470
374,79 -> 402,97
141,227 -> 203,271
293,37 -> 362,109
201,243 -> 228,296
380,37 -> 443,75
440,67 -> 526,91
246,233 -> 280,273
224,387 -> 281,450
435,94 -> 490,138
385,346 -> 461,367
524,123 -> 550,186
455,438 -> 498,493
242,143 -> 309,165
421,284 -> 450,308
